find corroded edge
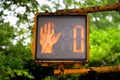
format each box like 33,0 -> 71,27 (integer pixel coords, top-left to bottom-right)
31,13 -> 38,60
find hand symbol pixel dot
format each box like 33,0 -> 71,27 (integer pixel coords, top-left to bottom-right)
40,22 -> 62,53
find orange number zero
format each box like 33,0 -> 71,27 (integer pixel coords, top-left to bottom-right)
73,25 -> 84,53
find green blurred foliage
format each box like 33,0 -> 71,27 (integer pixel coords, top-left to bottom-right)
0,0 -> 120,80
89,27 -> 120,66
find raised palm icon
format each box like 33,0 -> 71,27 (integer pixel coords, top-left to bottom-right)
40,22 -> 62,53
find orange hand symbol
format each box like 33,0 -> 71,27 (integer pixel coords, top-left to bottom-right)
40,22 -> 62,53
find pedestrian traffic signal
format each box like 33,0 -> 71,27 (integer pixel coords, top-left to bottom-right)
31,12 -> 89,66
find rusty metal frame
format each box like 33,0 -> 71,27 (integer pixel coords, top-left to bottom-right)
31,12 -> 89,66
54,65 -> 120,75
56,3 -> 120,13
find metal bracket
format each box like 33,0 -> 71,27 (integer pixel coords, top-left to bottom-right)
58,64 -> 65,75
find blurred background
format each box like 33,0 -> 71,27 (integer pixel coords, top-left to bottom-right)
0,0 -> 120,80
